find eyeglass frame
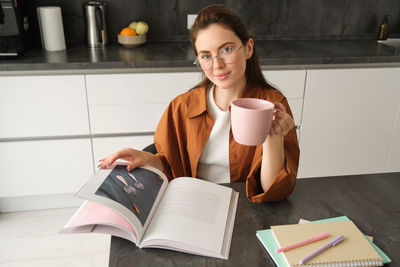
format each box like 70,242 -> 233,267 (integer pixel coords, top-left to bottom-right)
193,44 -> 244,70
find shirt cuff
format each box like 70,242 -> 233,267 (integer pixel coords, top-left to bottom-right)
246,160 -> 296,203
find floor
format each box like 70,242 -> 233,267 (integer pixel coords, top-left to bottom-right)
0,208 -> 110,267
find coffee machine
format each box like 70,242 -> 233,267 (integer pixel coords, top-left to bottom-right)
0,0 -> 26,57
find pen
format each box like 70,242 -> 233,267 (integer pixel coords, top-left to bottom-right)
276,233 -> 330,253
299,235 -> 345,264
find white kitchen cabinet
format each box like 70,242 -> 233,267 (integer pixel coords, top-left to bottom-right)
386,99 -> 400,172
0,138 -> 93,211
0,74 -> 93,211
86,71 -> 201,179
263,69 -> 305,99
86,72 -> 201,134
299,67 -> 400,178
262,69 -> 306,139
92,135 -> 154,164
0,75 -> 90,138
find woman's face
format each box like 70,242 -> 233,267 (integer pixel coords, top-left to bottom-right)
194,24 -> 253,91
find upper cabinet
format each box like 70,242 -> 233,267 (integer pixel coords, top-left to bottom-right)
299,67 -> 400,178
0,75 -> 90,139
85,72 -> 202,134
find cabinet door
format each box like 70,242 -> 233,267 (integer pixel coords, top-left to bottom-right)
386,99 -> 400,172
0,138 -> 94,198
262,70 -> 305,126
299,67 -> 400,178
92,135 -> 154,164
86,72 -> 201,134
263,70 -> 305,99
0,75 -> 89,138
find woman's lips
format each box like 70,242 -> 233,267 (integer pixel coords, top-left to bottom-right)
215,71 -> 230,80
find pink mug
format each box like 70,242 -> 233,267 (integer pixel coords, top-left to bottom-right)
230,98 -> 275,146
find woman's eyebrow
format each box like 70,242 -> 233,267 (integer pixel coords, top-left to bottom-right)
197,42 -> 235,54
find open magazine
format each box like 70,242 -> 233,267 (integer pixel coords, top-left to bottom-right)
60,163 -> 239,259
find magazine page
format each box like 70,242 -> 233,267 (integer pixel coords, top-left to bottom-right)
139,177 -> 238,259
60,200 -> 138,243
76,163 -> 169,242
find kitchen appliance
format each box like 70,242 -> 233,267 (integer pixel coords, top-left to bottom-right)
0,0 -> 25,57
83,1 -> 107,47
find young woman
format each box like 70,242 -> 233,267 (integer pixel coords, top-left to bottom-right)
99,4 -> 300,203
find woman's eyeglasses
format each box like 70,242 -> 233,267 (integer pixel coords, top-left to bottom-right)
194,45 -> 243,70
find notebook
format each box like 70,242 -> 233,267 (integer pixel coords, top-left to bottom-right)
256,216 -> 391,266
271,220 -> 383,267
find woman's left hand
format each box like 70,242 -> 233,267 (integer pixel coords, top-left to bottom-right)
269,102 -> 295,137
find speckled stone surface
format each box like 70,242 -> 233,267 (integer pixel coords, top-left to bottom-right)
109,172 -> 400,267
1,39 -> 400,72
21,0 -> 400,44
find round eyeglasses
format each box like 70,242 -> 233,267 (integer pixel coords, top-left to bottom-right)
193,45 -> 244,70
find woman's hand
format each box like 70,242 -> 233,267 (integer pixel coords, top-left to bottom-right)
269,102 -> 295,137
98,148 -> 161,172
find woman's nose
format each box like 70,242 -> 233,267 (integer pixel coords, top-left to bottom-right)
212,55 -> 225,69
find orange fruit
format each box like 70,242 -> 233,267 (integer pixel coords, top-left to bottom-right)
120,27 -> 137,36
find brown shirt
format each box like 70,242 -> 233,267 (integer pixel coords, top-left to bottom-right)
154,85 -> 300,203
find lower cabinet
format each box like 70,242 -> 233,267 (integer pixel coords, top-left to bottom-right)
262,69 -> 306,141
3,66 -> 398,211
0,138 -> 94,211
86,72 -> 201,135
298,67 -> 400,178
386,100 -> 400,172
92,135 -> 154,164
0,74 -> 93,212
0,75 -> 90,139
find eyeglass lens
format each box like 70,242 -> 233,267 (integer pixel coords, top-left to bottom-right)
195,45 -> 243,70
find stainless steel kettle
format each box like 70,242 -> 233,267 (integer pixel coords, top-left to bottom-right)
83,1 -> 107,47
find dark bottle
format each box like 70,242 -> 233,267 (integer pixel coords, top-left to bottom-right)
377,15 -> 389,40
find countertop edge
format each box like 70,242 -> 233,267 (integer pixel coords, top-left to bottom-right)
1,62 -> 400,76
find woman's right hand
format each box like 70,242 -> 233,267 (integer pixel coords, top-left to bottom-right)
98,148 -> 162,172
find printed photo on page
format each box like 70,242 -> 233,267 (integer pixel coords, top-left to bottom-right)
95,165 -> 164,226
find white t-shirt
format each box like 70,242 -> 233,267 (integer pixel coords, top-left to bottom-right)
196,86 -> 231,183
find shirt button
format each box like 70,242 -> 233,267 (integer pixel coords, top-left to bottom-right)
232,153 -> 237,160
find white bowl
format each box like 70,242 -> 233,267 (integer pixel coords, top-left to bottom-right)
117,34 -> 146,47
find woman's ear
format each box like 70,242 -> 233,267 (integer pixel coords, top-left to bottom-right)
246,38 -> 254,59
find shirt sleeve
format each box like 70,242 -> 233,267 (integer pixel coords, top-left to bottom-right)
245,97 -> 300,203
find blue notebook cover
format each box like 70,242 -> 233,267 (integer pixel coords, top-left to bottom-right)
256,216 -> 391,266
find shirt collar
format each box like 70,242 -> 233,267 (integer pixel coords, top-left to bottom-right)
187,86 -> 208,118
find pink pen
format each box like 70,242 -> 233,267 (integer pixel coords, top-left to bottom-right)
276,233 -> 330,253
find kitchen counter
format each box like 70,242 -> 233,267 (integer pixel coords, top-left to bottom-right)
1,39 -> 400,73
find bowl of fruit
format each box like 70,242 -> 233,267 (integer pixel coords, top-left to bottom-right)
118,21 -> 149,47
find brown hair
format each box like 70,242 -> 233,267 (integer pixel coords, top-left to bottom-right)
190,4 -> 272,90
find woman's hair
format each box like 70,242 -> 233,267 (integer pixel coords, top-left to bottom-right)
190,4 -> 272,90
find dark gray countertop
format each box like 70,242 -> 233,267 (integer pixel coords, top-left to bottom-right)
1,39 -> 400,72
109,172 -> 400,266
